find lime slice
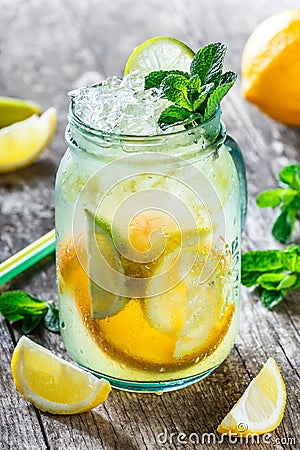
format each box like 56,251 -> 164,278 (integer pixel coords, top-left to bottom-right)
0,96 -> 41,128
124,36 -> 194,75
85,209 -> 127,319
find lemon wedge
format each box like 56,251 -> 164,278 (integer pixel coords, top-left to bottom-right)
217,358 -> 286,436
0,96 -> 41,128
0,106 -> 57,172
11,336 -> 111,414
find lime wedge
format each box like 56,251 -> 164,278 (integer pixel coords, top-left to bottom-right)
0,96 -> 41,128
124,36 -> 194,75
85,209 -> 127,319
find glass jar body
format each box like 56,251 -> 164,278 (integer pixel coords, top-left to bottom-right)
55,115 -> 246,392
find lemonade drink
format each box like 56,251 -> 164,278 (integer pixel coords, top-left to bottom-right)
55,42 -> 246,392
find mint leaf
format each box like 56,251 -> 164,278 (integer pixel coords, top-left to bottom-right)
44,302 -> 60,333
242,245 -> 300,275
279,165 -> 300,189
158,106 -> 204,130
242,249 -> 283,273
204,77 -> 236,120
0,291 -> 47,322
144,70 -> 189,90
257,188 -> 297,209
186,75 -> 202,107
280,245 -> 300,272
287,273 -> 300,291
0,290 -> 59,334
161,74 -> 193,110
242,270 -> 269,288
257,273 -> 297,291
158,105 -> 191,130
190,42 -> 226,85
282,192 -> 300,207
256,189 -> 286,208
177,112 -> 203,128
262,289 -> 284,310
190,43 -> 217,82
192,82 -> 214,111
187,74 -> 201,92
242,245 -> 300,309
219,71 -> 237,86
22,314 -> 45,334
272,209 -> 295,244
204,42 -> 227,85
278,273 -> 298,290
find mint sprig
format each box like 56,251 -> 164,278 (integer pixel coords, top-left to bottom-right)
256,165 -> 300,243
0,290 -> 60,334
242,245 -> 300,309
145,42 -> 237,130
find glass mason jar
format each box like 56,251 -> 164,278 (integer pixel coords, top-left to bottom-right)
55,103 -> 247,393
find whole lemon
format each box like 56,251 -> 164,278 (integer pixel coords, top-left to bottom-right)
241,10 -> 300,126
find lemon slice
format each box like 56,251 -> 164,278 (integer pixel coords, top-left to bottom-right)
11,336 -> 111,414
172,249 -> 235,360
217,358 -> 286,436
144,233 -> 230,361
124,36 -> 194,75
0,96 -> 41,128
145,242 -> 191,336
0,106 -> 57,172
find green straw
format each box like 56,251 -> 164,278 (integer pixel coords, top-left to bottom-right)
0,229 -> 56,285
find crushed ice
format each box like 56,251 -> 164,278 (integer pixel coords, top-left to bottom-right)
69,71 -> 177,136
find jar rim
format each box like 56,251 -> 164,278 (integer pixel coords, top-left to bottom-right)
69,95 -> 222,144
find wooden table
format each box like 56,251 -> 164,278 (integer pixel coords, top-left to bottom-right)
1,0 -> 299,448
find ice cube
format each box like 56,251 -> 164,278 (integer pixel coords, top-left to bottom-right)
71,70 -> 177,136
121,71 -> 145,91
